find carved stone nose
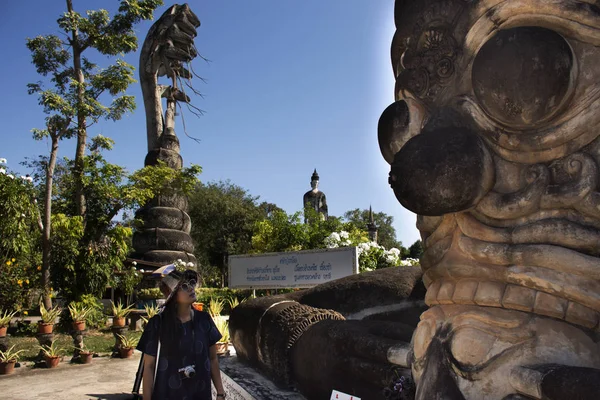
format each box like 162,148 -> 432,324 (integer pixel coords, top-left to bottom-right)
389,127 -> 495,216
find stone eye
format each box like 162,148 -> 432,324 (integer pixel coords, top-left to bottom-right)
472,27 -> 574,128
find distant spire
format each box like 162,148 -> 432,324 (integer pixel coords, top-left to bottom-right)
367,205 -> 378,243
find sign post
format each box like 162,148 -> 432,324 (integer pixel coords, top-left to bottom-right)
228,247 -> 359,289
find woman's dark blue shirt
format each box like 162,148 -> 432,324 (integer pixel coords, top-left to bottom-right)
137,309 -> 222,400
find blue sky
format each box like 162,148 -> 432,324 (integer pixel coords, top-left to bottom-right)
1,0 -> 421,247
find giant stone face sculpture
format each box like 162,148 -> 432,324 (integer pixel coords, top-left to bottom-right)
379,0 -> 600,398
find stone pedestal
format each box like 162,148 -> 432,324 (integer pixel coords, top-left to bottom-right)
70,328 -> 86,362
0,335 -> 8,352
35,332 -> 54,364
111,326 -> 128,358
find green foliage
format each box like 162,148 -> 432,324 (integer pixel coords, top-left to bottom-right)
140,304 -> 160,325
65,295 -> 106,329
251,208 -> 366,255
0,161 -> 42,311
114,267 -> 143,296
0,310 -> 17,328
0,164 -> 40,260
110,301 -> 135,318
137,288 -> 163,300
0,345 -> 26,363
214,317 -> 230,343
39,301 -> 62,324
68,302 -> 92,322
27,0 -> 163,141
194,288 -> 249,315
116,333 -> 139,349
13,321 -> 38,337
39,341 -> 64,358
188,181 -> 274,286
43,146 -> 200,302
343,208 -> 405,251
208,298 -> 225,318
408,240 -> 424,260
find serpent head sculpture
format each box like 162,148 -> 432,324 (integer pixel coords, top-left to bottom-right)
140,3 -> 200,152
131,4 -> 200,265
379,1 -> 600,398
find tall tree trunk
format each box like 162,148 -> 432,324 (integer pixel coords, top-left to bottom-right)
41,134 -> 59,310
67,0 -> 87,218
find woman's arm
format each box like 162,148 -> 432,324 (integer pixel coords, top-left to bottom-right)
142,354 -> 156,400
209,345 -> 225,398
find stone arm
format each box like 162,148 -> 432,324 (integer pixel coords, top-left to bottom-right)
139,4 -> 200,151
320,192 -> 328,213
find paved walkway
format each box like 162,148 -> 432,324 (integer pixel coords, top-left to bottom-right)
0,355 -> 141,400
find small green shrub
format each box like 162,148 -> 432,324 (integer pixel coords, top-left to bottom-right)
137,288 -> 163,300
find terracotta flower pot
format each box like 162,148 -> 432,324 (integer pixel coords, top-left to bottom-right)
80,352 -> 93,364
119,347 -> 134,359
38,322 -> 54,334
0,326 -> 7,338
45,356 -> 60,368
192,302 -> 204,312
72,321 -> 86,331
0,360 -> 16,375
215,342 -> 228,355
113,317 -> 126,327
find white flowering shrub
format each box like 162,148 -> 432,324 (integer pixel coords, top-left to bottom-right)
324,231 -> 418,272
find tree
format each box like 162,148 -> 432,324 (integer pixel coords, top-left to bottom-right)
188,181 -> 272,287
0,160 -> 42,311
408,240 -> 424,260
26,0 -> 163,307
250,207 -> 357,254
343,208 -> 405,251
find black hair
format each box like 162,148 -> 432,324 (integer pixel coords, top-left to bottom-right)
157,269 -> 199,355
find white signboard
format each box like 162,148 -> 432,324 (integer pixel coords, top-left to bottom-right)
330,390 -> 361,400
228,247 -> 359,289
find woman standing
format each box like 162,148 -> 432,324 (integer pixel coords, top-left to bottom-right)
137,265 -> 226,399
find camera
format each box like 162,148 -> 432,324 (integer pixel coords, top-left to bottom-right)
178,365 -> 196,379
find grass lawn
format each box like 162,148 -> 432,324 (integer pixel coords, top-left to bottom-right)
9,329 -> 143,361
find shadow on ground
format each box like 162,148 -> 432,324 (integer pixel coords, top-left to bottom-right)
86,394 -> 135,400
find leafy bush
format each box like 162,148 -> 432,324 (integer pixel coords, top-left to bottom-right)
137,288 -> 163,300
63,295 -> 106,329
13,320 -> 38,337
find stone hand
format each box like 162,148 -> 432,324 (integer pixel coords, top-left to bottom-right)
291,319 -> 417,399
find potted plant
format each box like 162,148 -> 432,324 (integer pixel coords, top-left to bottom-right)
40,341 -> 64,368
68,303 -> 91,331
116,334 -> 139,359
75,345 -> 93,364
0,310 -> 17,337
110,301 -> 135,327
213,317 -> 230,355
140,304 -> 160,326
39,302 -> 62,334
0,345 -> 25,375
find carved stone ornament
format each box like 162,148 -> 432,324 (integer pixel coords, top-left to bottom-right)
379,0 -> 600,398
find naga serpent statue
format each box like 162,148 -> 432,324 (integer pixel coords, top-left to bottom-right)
230,1 -> 600,399
131,4 -> 200,265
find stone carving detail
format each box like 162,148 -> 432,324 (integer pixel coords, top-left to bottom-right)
379,0 -> 600,398
132,4 -> 200,265
238,300 -> 344,386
